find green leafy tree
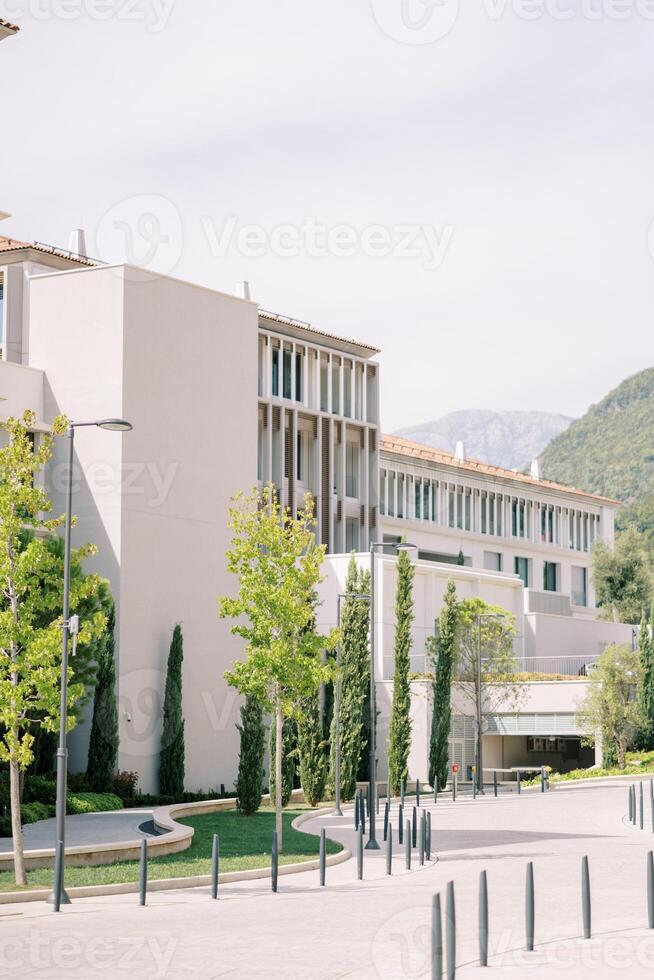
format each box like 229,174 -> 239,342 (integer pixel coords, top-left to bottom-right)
428,579 -> 458,791
297,693 -> 327,806
637,608 -> 654,750
159,624 -> 185,798
387,548 -> 415,796
592,525 -> 653,624
86,601 -> 118,792
328,555 -> 370,801
235,694 -> 265,815
579,644 -> 644,769
220,485 -> 337,850
0,411 -> 106,885
269,716 -> 297,807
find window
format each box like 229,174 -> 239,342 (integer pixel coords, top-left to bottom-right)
320,356 -> 329,411
344,362 -> 352,417
489,494 -> 496,535
484,551 -> 503,572
397,474 -> 404,518
346,442 -> 359,498
512,499 -> 518,537
296,431 -> 305,482
448,488 -> 455,528
481,493 -> 487,534
415,480 -> 421,519
464,491 -> 471,531
272,348 -> 280,397
424,481 -> 430,522
283,350 -> 292,399
456,488 -> 463,529
295,352 -> 303,402
332,359 -> 340,414
387,471 -> 395,517
514,556 -> 529,588
346,518 -> 359,553
571,566 -> 587,607
543,561 -> 558,592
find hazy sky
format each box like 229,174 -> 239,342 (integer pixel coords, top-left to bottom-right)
2,1 -> 653,431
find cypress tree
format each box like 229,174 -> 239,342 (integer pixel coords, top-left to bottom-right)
269,717 -> 297,806
638,607 -> 654,750
86,603 -> 118,792
159,624 -> 185,798
236,694 -> 265,815
430,580 -> 458,791
387,548 -> 415,796
328,556 -> 371,800
298,693 -> 327,806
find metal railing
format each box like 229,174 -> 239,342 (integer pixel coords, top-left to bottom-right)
514,654 -> 600,678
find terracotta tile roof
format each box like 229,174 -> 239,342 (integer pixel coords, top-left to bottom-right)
0,236 -> 97,267
381,434 -> 621,506
259,309 -> 380,356
0,18 -> 19,33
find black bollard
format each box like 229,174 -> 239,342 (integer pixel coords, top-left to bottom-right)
412,806 -> 417,848
417,779 -> 421,807
517,770 -> 522,795
220,783 -> 225,798
139,838 -> 148,907
445,881 -> 456,980
211,834 -> 220,900
582,855 -> 591,939
357,823 -> 363,880
648,851 -> 654,930
419,811 -> 426,866
426,811 -> 432,861
360,794 -> 366,837
452,774 -> 457,803
386,822 -> 393,875
629,785 -> 634,823
479,870 -> 489,967
383,800 -> 389,841
319,828 -> 326,886
434,781 -> 438,805
432,893 -> 443,980
271,830 -> 279,893
399,804 -> 404,844
540,767 -> 546,793
473,773 -> 477,800
493,772 -> 498,798
405,820 -> 411,870
525,861 -> 535,951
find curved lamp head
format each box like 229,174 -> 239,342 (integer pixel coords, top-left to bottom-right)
96,419 -> 133,432
397,542 -> 418,552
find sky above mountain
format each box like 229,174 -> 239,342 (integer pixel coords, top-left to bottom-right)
2,4 -> 653,431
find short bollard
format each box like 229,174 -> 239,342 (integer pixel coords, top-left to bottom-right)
432,893 -> 443,979
629,785 -> 634,823
434,781 -> 438,805
405,821 -> 411,870
517,771 -> 522,795
493,772 -> 498,798
399,804 -> 404,844
357,823 -> 363,881
271,830 -> 279,893
139,838 -> 147,907
632,784 -> 637,824
417,779 -> 421,807
445,881 -> 456,980
220,783 -> 225,798
412,806 -> 418,848
473,774 -> 477,801
525,861 -> 535,951
582,855 -> 591,939
452,775 -> 456,803
647,851 -> 654,930
386,823 -> 393,875
319,828 -> 326,886
211,834 -> 220,900
419,811 -> 426,865
426,811 -> 432,861
540,767 -> 546,793
641,782 -> 645,830
479,870 -> 489,967
383,801 -> 389,842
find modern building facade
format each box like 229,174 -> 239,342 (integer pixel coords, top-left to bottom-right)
0,227 -> 634,790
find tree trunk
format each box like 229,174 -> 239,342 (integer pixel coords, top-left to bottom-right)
275,690 -> 283,853
9,750 -> 26,887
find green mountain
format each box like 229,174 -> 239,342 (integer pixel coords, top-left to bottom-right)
540,367 -> 654,545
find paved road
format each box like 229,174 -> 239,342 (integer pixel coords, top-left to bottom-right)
0,809 -> 155,852
1,780 -> 653,979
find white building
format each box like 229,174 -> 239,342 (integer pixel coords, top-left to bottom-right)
0,229 -> 634,790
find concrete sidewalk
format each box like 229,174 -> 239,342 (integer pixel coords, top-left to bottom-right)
0,809 -> 155,853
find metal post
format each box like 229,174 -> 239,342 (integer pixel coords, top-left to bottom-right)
582,856 -> 591,939
367,543 -> 379,850
426,811 -> 432,861
479,870 -> 488,967
525,861 -> 535,951
50,426 -> 74,910
540,767 -> 545,793
139,838 -> 147,907
641,782 -> 645,830
445,880 -> 456,980
360,794 -> 366,836
405,821 -> 411,870
386,823 -> 393,875
434,781 -> 438,805
473,771 -> 477,801
52,842 -> 64,913
319,828 -> 326,886
493,772 -> 498,798
383,801 -> 389,842
271,830 -> 278,893
452,773 -> 457,803
399,804 -> 404,844
647,851 -> 654,930
419,811 -> 426,865
357,823 -> 363,880
412,806 -> 417,848
629,785 -> 634,823
517,771 -> 521,795
211,834 -> 219,899
432,893 -> 443,980
417,779 -> 421,807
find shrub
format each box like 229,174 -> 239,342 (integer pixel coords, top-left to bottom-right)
236,695 -> 265,815
113,771 -> 139,801
22,775 -> 57,806
66,793 -> 123,814
21,801 -> 53,824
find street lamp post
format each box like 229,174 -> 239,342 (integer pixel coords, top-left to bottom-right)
474,612 -> 506,795
335,592 -> 371,817
367,540 -> 417,850
50,419 -> 132,911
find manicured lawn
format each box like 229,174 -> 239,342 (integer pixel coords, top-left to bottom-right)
0,806 -> 341,893
524,750 -> 654,786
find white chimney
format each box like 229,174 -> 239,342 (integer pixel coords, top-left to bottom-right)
454,440 -> 466,463
68,228 -> 87,257
530,458 -> 541,480
235,281 -> 251,301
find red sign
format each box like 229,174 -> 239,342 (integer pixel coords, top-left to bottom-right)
451,764 -> 459,774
